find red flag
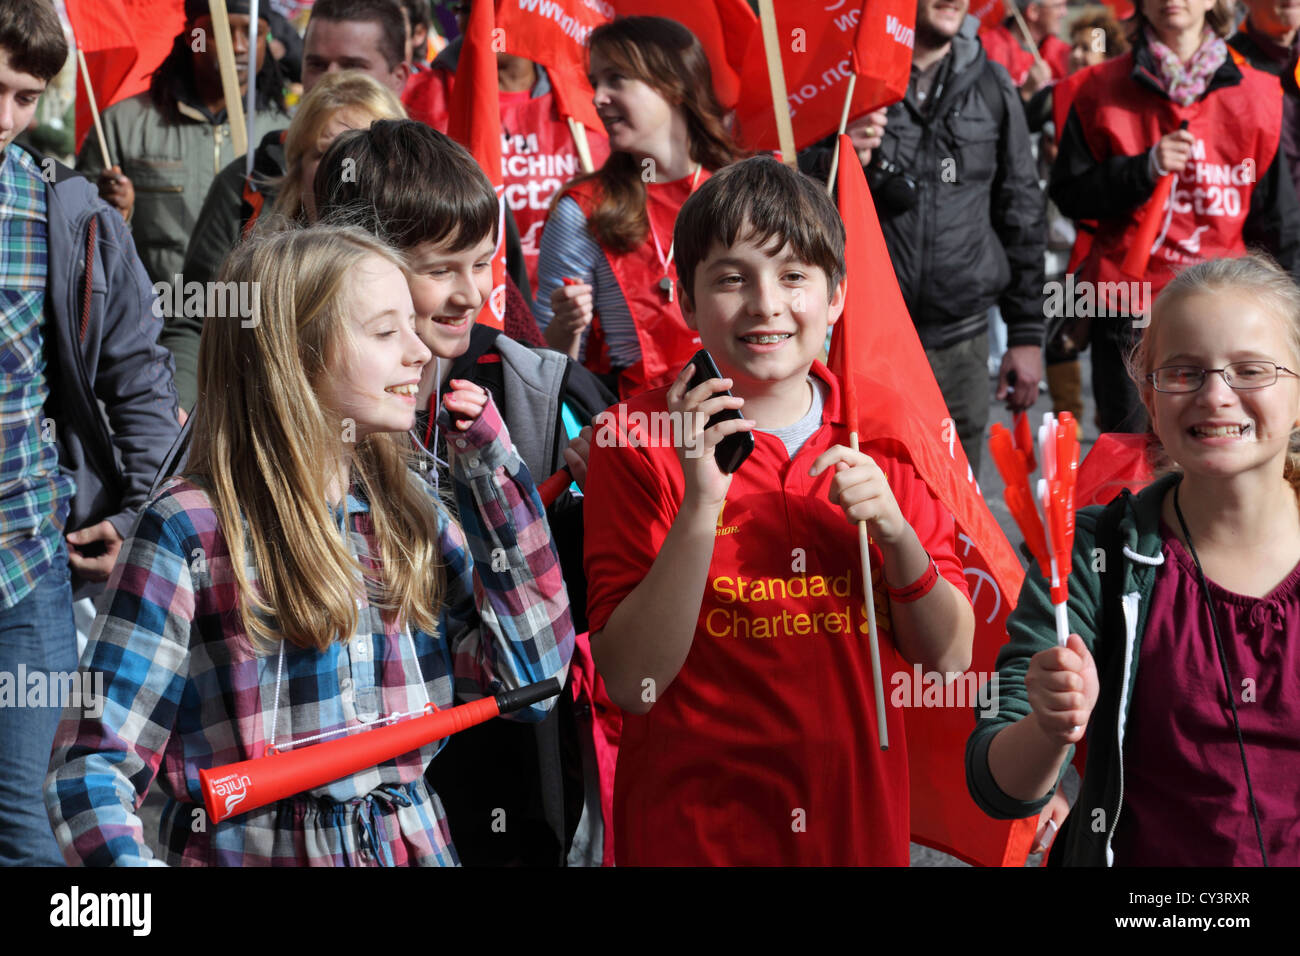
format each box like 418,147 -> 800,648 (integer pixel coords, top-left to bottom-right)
733,0 -> 914,153
610,0 -> 757,109
827,136 -> 1036,866
66,0 -> 187,152
449,0 -> 508,328
1074,433 -> 1154,508
971,0 -> 1007,33
494,0 -> 609,133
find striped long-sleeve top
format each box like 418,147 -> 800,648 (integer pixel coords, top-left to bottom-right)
45,400 -> 574,866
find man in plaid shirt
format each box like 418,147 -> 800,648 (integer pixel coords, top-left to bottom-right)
0,0 -> 179,865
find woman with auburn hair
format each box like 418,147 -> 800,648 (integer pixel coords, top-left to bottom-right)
171,71 -> 407,412
534,15 -> 747,399
45,226 -> 574,866
1050,0 -> 1300,435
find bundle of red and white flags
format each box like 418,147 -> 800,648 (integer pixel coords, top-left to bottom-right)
989,412 -> 1080,645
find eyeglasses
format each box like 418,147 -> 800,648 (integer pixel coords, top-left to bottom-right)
1147,361 -> 1300,393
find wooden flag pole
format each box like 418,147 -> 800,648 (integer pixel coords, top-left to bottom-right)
757,0 -> 797,168
567,117 -> 594,173
209,0 -> 249,157
851,430 -> 890,750
825,73 -> 858,196
244,0 -> 260,176
1006,1 -> 1049,72
76,49 -> 112,170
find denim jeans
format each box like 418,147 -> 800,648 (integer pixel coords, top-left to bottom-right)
0,546 -> 77,865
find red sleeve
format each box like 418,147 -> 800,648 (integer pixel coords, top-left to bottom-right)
872,441 -> 971,602
582,407 -> 682,635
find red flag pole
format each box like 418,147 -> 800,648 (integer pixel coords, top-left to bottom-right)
836,133 -> 888,750
75,49 -> 112,169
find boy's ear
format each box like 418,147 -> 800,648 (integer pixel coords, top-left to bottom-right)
826,275 -> 848,327
678,283 -> 698,331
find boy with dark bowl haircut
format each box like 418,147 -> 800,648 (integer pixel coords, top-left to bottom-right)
583,156 -> 975,865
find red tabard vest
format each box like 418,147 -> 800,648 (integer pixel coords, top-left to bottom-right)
1053,67 -> 1098,272
502,92 -> 609,291
564,174 -> 708,398
1072,53 -> 1282,305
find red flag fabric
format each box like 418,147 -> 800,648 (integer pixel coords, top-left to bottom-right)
733,0 -> 914,153
971,0 -> 1007,32
610,0 -> 757,109
67,0 -> 187,152
495,0 -> 609,133
827,135 -> 1036,866
1074,433 -> 1154,509
449,0 -> 508,328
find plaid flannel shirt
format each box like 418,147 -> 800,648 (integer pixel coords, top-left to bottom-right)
0,145 -> 75,608
46,399 -> 574,866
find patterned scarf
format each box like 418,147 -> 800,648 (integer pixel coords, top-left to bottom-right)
1144,26 -> 1229,106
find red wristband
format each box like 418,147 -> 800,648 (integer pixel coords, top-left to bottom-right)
885,553 -> 939,603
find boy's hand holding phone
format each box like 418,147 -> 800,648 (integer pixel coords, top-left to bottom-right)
668,361 -> 754,508
1025,635 -> 1099,746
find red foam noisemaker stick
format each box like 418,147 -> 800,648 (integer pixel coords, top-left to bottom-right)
989,424 -> 1051,578
199,678 -> 561,824
1122,119 -> 1189,279
1013,410 -> 1036,474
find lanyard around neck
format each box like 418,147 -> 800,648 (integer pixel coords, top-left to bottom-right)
647,163 -> 703,274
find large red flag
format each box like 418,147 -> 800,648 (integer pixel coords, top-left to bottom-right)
971,0 -> 1007,33
494,0 -> 608,133
449,0 -> 508,328
733,0 -> 914,153
610,0 -> 757,109
66,0 -> 187,152
827,135 -> 1036,866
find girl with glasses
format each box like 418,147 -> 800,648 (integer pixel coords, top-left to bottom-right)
969,253 -> 1300,865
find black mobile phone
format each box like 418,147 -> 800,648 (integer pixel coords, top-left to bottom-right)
686,349 -> 755,474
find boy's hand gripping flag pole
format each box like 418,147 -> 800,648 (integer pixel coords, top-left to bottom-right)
833,135 -> 888,750
989,411 -> 1079,645
199,679 -> 562,823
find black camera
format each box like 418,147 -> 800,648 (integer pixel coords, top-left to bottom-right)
866,154 -> 918,215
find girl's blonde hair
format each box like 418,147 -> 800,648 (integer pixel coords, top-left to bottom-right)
187,225 -> 445,651
268,71 -> 407,224
1129,253 -> 1300,492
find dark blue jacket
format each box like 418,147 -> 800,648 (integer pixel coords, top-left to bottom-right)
27,146 -> 180,599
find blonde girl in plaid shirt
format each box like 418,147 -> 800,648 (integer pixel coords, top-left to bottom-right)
45,226 -> 574,866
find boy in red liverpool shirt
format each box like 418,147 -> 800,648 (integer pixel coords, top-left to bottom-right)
583,156 -> 976,865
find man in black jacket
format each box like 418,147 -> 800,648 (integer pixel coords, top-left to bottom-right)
808,0 -> 1046,473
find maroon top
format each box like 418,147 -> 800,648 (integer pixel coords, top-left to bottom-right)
1114,524 -> 1300,866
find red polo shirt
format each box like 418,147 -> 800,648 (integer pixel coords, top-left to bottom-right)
584,362 -> 969,865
